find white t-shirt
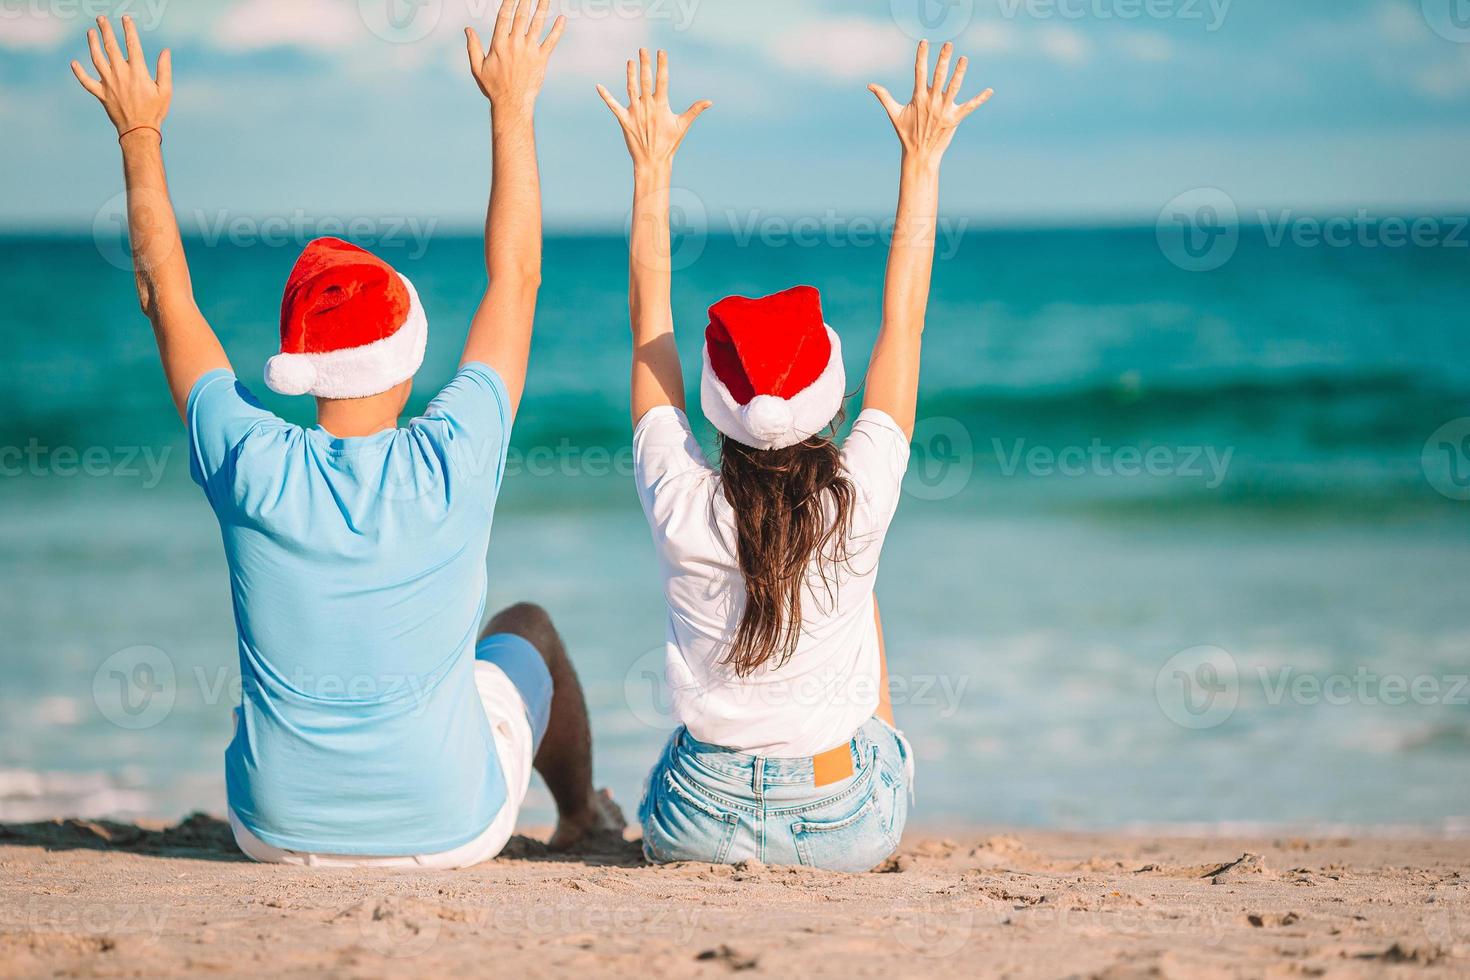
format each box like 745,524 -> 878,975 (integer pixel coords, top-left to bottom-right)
633,405 -> 911,757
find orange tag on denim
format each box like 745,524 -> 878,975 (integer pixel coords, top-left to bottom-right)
811,743 -> 855,787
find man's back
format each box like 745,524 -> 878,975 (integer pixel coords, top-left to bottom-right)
68,8 -> 608,866
188,364 -> 513,855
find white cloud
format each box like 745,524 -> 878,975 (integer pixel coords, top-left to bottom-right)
0,9 -> 69,50
1331,2 -> 1470,101
1116,32 -> 1173,63
212,0 -> 360,52
964,22 -> 1020,55
1375,0 -> 1432,44
768,17 -> 913,81
1414,49 -> 1470,99
204,0 -> 653,82
543,9 -> 649,85
1037,25 -> 1089,65
966,16 -> 1166,66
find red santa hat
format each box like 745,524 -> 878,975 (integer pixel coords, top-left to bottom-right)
700,285 -> 846,451
264,237 -> 427,399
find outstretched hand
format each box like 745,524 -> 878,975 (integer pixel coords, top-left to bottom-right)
70,14 -> 171,137
466,0 -> 566,117
596,49 -> 712,175
869,41 -> 992,163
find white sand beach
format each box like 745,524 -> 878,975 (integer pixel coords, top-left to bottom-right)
2,816 -> 1466,978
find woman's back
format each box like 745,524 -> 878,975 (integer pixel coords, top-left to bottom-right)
601,38 -> 991,868
633,405 -> 910,756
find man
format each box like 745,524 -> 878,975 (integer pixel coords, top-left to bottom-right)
70,2 -> 619,867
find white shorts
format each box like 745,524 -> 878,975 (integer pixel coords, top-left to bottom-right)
229,656 -> 541,870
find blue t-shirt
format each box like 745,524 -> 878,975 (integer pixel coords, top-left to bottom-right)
187,363 -> 512,855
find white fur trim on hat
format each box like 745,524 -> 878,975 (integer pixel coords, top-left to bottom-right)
700,325 -> 845,451
264,274 -> 428,399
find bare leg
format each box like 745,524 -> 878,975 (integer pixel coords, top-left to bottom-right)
484,602 -> 622,850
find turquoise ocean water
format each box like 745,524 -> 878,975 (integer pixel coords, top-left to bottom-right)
1,227 -> 1468,832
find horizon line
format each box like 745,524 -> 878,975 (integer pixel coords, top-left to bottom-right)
5,204 -> 1470,241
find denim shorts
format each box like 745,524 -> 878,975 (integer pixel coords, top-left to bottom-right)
638,717 -> 912,873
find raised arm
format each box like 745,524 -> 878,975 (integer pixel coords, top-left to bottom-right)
462,0 -> 566,414
71,15 -> 229,419
596,50 -> 712,428
863,42 -> 992,437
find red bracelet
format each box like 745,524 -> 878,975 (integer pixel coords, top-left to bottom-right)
118,125 -> 162,145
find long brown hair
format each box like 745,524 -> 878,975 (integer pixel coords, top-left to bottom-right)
717,417 -> 856,676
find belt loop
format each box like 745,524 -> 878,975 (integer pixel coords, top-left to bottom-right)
752,756 -> 765,804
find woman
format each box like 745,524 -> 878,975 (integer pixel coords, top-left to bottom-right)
597,42 -> 991,871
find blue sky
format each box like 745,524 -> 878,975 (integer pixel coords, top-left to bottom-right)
2,0 -> 1468,230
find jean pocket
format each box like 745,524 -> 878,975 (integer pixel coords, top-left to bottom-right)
789,749 -> 903,873
641,767 -> 740,865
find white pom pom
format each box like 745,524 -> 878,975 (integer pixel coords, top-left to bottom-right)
264,354 -> 317,396
744,395 -> 794,446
